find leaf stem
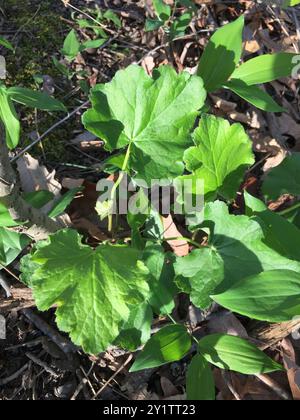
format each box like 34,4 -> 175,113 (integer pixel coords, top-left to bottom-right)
108,141 -> 132,233
278,201 -> 300,217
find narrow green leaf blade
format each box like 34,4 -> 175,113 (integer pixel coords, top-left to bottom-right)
130,324 -> 192,372
224,79 -> 284,112
186,354 -> 215,400
23,190 -> 55,209
62,29 -> 80,60
0,36 -> 14,52
212,270 -> 300,322
198,334 -> 283,374
48,188 -> 80,218
0,86 -> 20,149
8,87 -> 66,112
231,53 -> 296,85
197,16 -> 244,92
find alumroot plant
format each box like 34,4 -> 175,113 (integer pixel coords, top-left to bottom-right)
1,14 -> 300,400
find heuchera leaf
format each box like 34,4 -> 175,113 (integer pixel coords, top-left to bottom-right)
224,79 -> 284,112
175,201 -> 300,309
129,324 -> 192,372
231,53 -> 297,85
262,153 -> 300,200
197,16 -> 244,92
198,334 -> 283,374
181,114 -> 254,200
82,65 -> 206,184
186,354 -> 215,400
20,229 -> 150,354
0,86 -> 20,149
212,270 -> 300,322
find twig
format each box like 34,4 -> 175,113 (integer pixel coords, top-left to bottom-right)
25,352 -> 59,378
0,364 -> 29,386
92,355 -> 133,400
22,308 -> 77,354
11,101 -> 90,163
256,374 -> 291,400
61,1 -> 116,35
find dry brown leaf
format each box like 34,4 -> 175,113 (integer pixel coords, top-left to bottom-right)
207,310 -> 248,339
160,377 -> 179,398
162,215 -> 189,257
16,153 -> 62,214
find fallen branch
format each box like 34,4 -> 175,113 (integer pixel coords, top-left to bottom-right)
250,319 -> 300,350
0,125 -> 64,240
0,286 -> 35,313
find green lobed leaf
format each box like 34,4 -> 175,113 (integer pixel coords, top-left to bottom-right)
231,53 -> 297,85
174,201 -> 300,309
186,354 -> 215,400
20,229 -> 150,354
224,79 -> 284,112
181,114 -> 254,201
212,270 -> 300,322
23,190 -> 54,209
262,153 -> 300,200
8,87 -> 66,112
130,324 -> 192,372
198,334 -> 283,374
0,86 -> 20,149
83,65 -> 206,184
197,16 -> 244,92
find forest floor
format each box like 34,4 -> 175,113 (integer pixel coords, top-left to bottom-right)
0,0 -> 300,400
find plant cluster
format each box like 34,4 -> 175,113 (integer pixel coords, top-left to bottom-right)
1,3 -> 300,400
